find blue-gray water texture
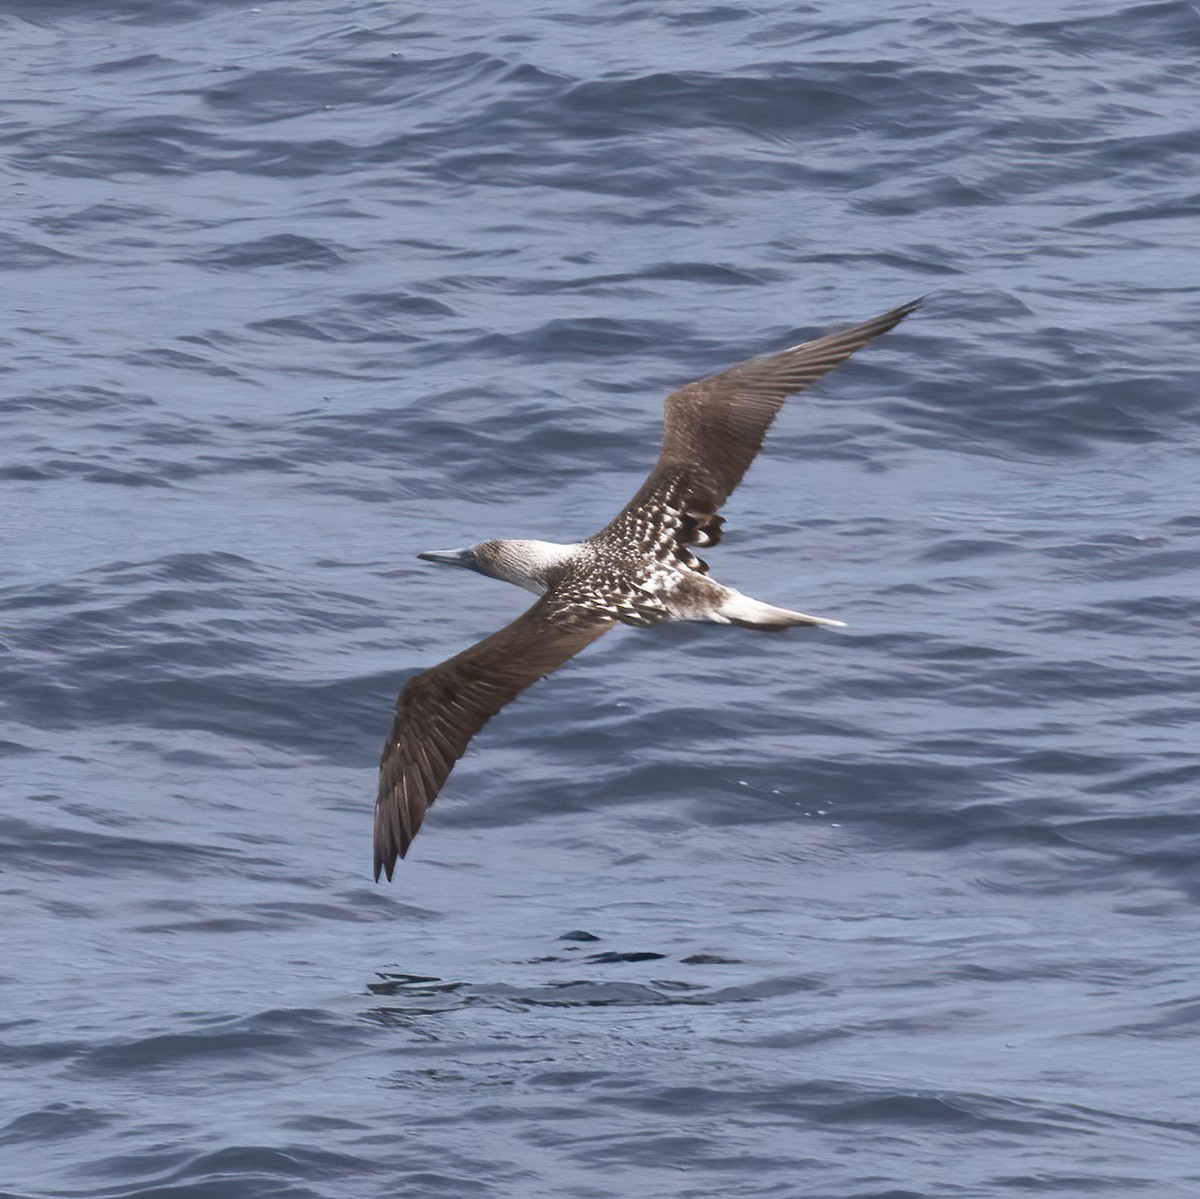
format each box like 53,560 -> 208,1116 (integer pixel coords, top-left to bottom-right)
4,1 -> 1199,1197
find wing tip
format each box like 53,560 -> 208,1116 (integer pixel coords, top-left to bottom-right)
373,822 -> 411,882
869,295 -> 924,333
776,295 -> 924,359
373,808 -> 406,883
373,845 -> 403,883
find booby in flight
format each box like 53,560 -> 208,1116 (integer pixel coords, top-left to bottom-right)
375,299 -> 918,879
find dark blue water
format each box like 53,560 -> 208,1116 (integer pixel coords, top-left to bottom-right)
5,1 -> 1200,1195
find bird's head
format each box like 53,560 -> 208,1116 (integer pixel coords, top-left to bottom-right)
417,538 -> 577,595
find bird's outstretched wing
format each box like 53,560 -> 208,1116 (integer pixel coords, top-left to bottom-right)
375,596 -> 612,879
594,299 -> 919,553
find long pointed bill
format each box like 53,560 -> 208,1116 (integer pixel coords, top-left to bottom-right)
417,547 -> 475,568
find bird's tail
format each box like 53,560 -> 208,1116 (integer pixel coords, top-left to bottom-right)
714,590 -> 845,631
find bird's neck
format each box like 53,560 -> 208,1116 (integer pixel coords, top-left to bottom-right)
485,539 -> 582,594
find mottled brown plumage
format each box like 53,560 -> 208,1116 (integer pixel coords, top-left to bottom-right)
374,299 -> 919,879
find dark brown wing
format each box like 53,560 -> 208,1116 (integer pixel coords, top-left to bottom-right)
595,299 -> 919,552
374,596 -> 612,880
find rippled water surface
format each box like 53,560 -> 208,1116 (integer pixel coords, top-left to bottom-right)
5,1 -> 1200,1196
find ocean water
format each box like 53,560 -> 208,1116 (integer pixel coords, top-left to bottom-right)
4,1 -> 1200,1196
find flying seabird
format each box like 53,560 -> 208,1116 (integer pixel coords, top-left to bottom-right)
374,299 -> 919,879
